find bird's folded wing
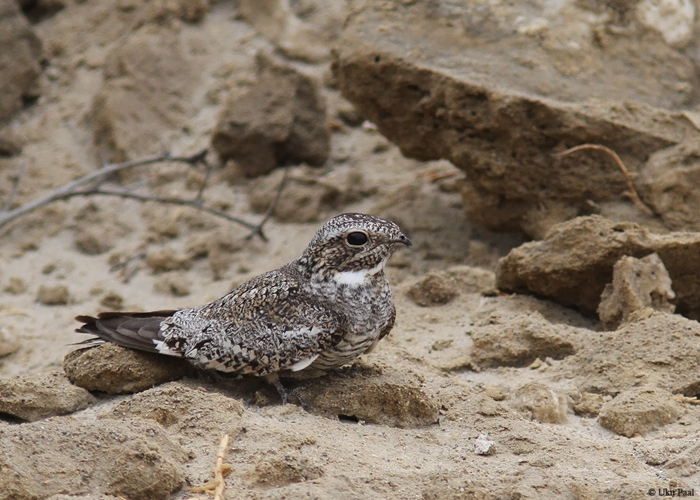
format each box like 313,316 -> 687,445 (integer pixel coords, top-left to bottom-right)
178,305 -> 345,375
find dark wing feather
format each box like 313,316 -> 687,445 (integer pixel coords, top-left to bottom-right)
75,310 -> 177,354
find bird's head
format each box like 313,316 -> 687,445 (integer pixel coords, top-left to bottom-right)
299,213 -> 412,283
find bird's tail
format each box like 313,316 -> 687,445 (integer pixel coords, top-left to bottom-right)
75,310 -> 177,353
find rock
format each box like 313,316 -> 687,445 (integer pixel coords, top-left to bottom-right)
92,25 -> 203,162
238,0 -> 347,63
74,225 -> 116,255
153,271 -> 191,297
598,253 -> 675,329
36,284 -> 70,305
640,142 -> 700,232
63,344 -> 190,395
496,215 -> 700,318
636,0 -> 695,48
108,382 -> 244,487
145,247 -> 191,273
298,365 -> 439,428
406,270 -> 460,307
332,0 -> 700,235
0,340 -> 18,359
0,129 -> 23,157
109,382 -> 244,440
0,371 -> 95,422
572,392 -> 607,418
18,0 -> 66,22
211,53 -> 330,177
443,266 -> 496,294
4,276 -> 26,294
598,387 -> 683,437
0,0 -> 43,122
474,434 -> 496,456
0,416 -> 186,500
483,385 -> 508,402
512,382 -> 568,424
470,313 -> 575,369
252,455 -> 325,486
100,292 -> 124,310
560,314 -> 700,397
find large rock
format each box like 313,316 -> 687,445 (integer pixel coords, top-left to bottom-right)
64,344 -> 191,394
470,312 -> 576,369
212,53 -> 330,177
640,142 -> 700,232
496,215 -> 700,318
332,0 -> 700,235
0,417 -> 186,500
598,387 -> 683,437
597,253 -> 675,329
92,25 -> 203,162
0,0 -> 43,122
559,314 -> 700,397
0,371 -> 95,422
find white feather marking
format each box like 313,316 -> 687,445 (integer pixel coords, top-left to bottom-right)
289,354 -> 320,372
153,339 -> 183,357
333,260 -> 386,286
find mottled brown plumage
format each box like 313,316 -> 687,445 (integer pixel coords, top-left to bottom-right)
76,213 -> 411,406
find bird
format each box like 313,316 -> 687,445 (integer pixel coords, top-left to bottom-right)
75,212 -> 412,408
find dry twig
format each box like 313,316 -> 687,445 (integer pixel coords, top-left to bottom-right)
188,433 -> 232,499
557,144 -> 654,216
674,395 -> 700,405
0,149 -> 288,241
246,166 -> 289,241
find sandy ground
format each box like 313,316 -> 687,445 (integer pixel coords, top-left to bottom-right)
1,1 -> 700,499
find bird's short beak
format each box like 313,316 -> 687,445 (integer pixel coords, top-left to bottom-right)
397,234 -> 413,247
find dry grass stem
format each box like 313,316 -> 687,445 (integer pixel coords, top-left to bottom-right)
557,144 -> 654,216
188,433 -> 231,499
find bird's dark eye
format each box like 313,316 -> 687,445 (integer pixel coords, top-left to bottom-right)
346,231 -> 368,246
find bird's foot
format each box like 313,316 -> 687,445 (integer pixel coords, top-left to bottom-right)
266,373 -> 310,412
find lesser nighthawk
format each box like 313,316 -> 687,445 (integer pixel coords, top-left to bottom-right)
76,213 -> 412,407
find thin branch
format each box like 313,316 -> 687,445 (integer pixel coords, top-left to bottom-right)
195,154 -> 213,201
246,166 -> 290,241
0,150 -> 209,231
54,187 -> 262,236
557,144 -> 654,216
4,160 -> 27,211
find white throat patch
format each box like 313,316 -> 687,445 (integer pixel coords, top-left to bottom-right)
332,260 -> 385,286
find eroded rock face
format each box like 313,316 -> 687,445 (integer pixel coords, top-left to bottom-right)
212,53 -> 330,177
92,25 -> 204,162
598,253 -> 675,329
0,371 -> 95,422
470,312 -> 576,369
0,0 -> 43,122
332,0 -> 700,235
598,387 -> 684,437
496,215 -> 700,318
640,142 -> 700,232
295,363 -> 440,428
0,417 -> 186,500
560,314 -> 700,397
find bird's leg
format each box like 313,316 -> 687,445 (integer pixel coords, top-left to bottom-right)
264,373 -> 310,412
